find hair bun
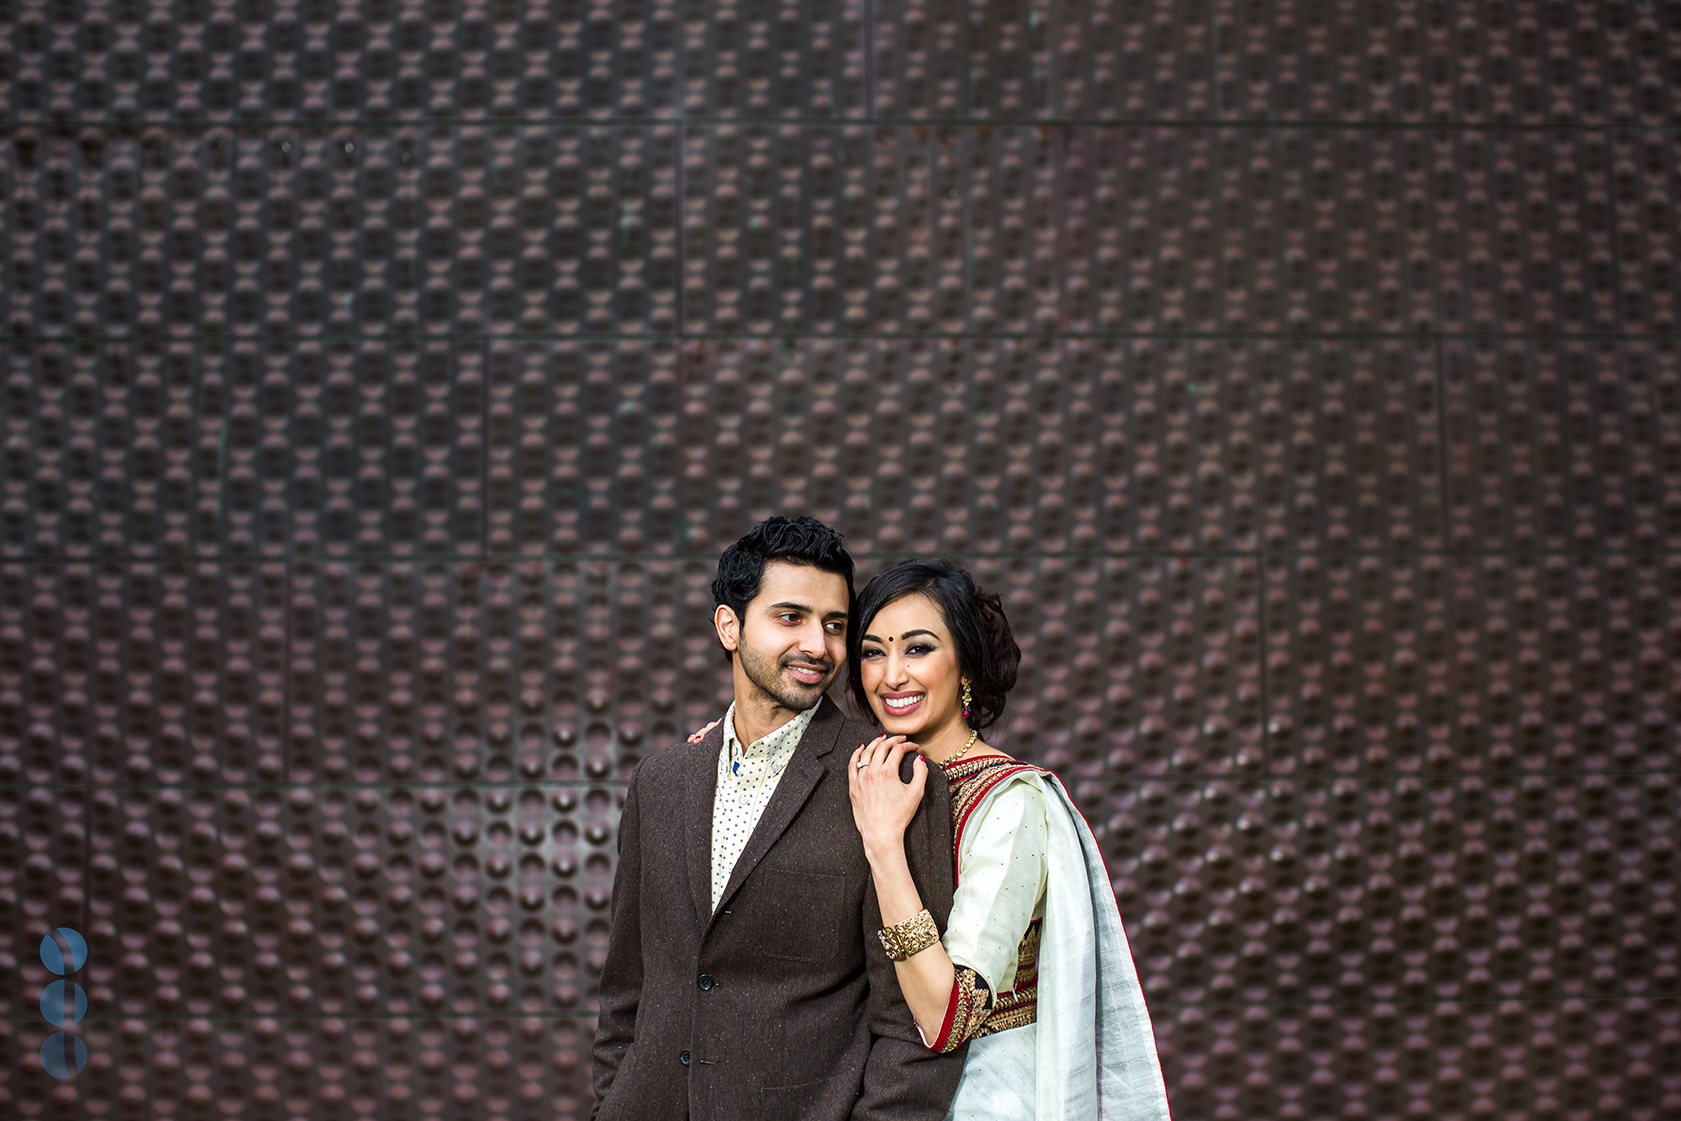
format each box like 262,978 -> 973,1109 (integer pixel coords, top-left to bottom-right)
973,587 -> 1021,694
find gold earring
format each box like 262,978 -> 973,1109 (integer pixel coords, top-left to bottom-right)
961,678 -> 972,723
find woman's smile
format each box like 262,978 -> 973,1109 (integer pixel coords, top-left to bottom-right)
880,690 -> 927,717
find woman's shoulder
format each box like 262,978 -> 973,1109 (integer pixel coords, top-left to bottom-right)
946,754 -> 1048,841
942,750 -> 1048,794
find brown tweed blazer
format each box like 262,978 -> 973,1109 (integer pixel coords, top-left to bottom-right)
591,695 -> 966,1121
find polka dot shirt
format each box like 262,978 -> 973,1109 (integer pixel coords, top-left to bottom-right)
710,700 -> 819,913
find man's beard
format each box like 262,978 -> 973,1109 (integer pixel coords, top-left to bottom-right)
738,643 -> 837,712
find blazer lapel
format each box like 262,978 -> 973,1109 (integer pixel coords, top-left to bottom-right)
684,724 -> 726,926
709,696 -> 844,922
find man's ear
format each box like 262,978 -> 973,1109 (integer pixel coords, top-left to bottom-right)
714,604 -> 740,654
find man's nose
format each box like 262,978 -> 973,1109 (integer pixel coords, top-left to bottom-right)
797,621 -> 828,656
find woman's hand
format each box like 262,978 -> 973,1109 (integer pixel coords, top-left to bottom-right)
848,735 -> 954,1046
847,735 -> 928,860
686,718 -> 722,744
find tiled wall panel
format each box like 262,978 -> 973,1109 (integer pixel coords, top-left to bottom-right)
4,2 -> 1680,1120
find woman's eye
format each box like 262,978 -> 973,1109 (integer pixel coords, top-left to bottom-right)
905,643 -> 931,656
860,648 -> 882,659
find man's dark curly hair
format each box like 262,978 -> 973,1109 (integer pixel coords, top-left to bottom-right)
711,516 -> 856,661
848,558 -> 1021,733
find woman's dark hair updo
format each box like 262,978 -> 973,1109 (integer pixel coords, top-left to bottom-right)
848,558 -> 1022,733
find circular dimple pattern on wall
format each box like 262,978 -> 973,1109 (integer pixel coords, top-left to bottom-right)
4,1 -> 1681,1119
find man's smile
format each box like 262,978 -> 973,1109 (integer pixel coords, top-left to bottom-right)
786,662 -> 830,684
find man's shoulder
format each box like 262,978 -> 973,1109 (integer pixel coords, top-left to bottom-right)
628,731 -> 719,790
826,712 -> 881,754
808,702 -> 954,812
798,697 -> 881,756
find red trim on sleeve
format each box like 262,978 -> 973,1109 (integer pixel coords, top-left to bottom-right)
928,974 -> 964,1052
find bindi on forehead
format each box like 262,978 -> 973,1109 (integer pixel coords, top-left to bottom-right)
861,628 -> 938,645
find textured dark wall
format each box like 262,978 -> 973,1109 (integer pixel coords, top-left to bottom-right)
3,1 -> 1680,1118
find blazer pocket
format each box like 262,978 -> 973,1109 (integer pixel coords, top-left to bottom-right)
756,864 -> 847,964
759,1074 -> 839,1121
594,1045 -> 637,1121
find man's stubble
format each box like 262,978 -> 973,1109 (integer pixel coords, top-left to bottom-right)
736,636 -> 840,714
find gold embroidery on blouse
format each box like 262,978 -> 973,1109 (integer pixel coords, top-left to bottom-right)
944,755 -> 1030,846
976,917 -> 1041,1038
934,967 -> 993,1053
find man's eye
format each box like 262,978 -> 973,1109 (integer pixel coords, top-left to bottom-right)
825,622 -> 846,634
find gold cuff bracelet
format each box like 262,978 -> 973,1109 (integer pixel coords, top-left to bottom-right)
877,908 -> 941,961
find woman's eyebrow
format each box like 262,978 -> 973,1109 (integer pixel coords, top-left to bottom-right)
860,629 -> 938,644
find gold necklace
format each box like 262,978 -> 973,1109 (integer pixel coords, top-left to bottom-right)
941,729 -> 980,768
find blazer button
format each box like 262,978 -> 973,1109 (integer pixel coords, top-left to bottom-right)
697,973 -> 715,991
679,1050 -> 691,1066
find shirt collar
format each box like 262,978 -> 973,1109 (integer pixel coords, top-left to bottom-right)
722,699 -> 821,764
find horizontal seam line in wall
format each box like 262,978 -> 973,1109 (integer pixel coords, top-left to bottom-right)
6,548 -> 1681,563
3,991 -> 1677,1023
0,781 -> 635,791
3,330 -> 1676,343
0,1012 -> 608,1022
1131,991 -> 1681,1010
3,116 -> 1680,133
4,769 -> 1676,793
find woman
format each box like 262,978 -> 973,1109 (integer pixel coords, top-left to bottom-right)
846,559 -> 1170,1121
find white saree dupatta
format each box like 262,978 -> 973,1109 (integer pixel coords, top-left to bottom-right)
946,770 -> 1171,1121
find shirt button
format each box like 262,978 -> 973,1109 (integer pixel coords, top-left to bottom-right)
697,973 -> 715,991
679,1050 -> 691,1065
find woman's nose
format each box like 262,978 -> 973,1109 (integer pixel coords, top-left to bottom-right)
882,653 -> 909,688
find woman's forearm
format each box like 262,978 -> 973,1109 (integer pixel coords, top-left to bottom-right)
864,837 -> 960,1042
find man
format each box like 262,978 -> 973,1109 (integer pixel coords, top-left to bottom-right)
592,516 -> 966,1121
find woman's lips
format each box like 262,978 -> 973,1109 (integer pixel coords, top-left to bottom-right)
880,692 -> 925,717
